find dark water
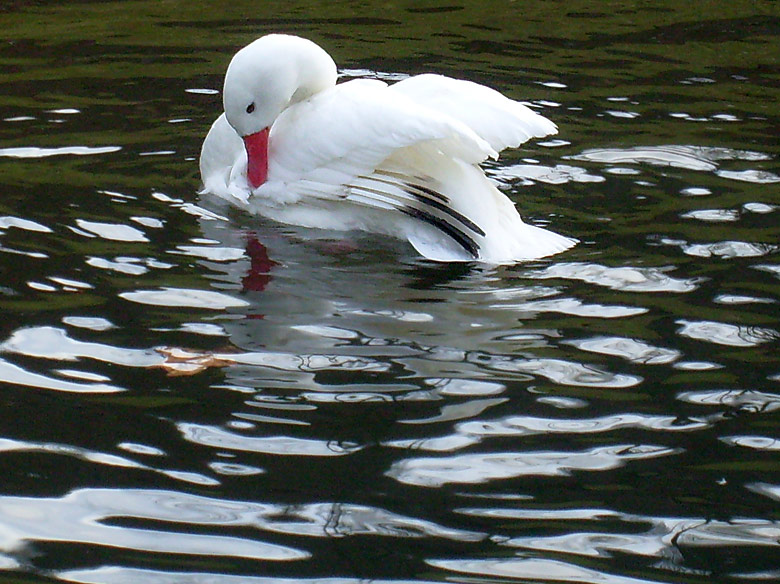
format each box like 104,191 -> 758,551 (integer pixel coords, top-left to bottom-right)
1,1 -> 779,583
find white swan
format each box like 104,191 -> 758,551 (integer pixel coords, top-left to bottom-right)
200,34 -> 576,263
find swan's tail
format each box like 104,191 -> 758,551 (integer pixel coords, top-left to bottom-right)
406,202 -> 577,264
513,222 -> 578,261
393,156 -> 577,264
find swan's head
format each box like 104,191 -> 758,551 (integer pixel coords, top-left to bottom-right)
222,35 -> 337,187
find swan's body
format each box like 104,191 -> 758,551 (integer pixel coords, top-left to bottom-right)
200,34 -> 576,263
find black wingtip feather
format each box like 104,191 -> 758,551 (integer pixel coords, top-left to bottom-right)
399,206 -> 480,259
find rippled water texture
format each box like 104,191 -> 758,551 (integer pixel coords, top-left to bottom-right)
0,2 -> 778,583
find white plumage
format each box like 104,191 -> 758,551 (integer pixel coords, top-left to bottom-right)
200,34 -> 576,263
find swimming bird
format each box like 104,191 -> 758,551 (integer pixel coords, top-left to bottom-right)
199,34 -> 576,263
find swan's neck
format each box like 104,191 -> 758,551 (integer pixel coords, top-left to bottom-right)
288,47 -> 337,105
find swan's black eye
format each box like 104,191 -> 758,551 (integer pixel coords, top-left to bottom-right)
246,102 -> 255,114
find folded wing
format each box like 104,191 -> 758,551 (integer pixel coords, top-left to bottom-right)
263,78 -> 496,199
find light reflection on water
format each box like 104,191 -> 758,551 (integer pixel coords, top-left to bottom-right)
0,1 -> 778,583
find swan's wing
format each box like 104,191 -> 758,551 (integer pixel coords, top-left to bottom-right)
389,74 -> 557,153
263,79 -> 496,201
253,79 -> 502,258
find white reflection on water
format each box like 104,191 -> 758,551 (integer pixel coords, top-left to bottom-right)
0,438 -> 216,485
456,506 -> 780,575
681,241 -> 777,259
676,320 -> 779,347
59,567 -> 442,584
388,413 -> 707,453
677,389 -> 780,413
717,169 -> 780,184
458,413 -> 704,438
0,324 -> 394,395
426,377 -> 505,396
675,519 -> 780,549
681,208 -> 740,222
0,357 -> 123,393
720,435 -> 780,451
493,296 -> 648,318
172,244 -> 246,261
73,219 -> 149,243
757,264 -> 780,279
0,489 -> 307,562
387,444 -> 678,487
743,202 -> 777,214
428,557 -> 660,584
565,336 -> 680,364
525,262 -> 700,293
748,482 -> 780,503
480,355 -> 642,388
399,397 -> 508,425
491,162 -> 606,185
120,287 -> 250,309
714,294 -> 776,305
0,487 -> 484,576
568,145 -> 772,173
0,145 -> 121,158
1,326 -> 160,366
86,256 -> 154,275
0,216 -> 52,232
178,422 -> 361,456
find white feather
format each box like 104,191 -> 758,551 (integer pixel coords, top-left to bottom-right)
390,74 -> 558,152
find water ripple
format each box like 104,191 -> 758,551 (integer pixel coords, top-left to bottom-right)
1,326 -> 159,366
389,413 -> 707,453
717,169 -> 780,184
674,519 -> 780,550
676,320 -> 779,347
428,557 -> 660,584
0,488 -> 307,562
455,507 -> 780,575
677,389 -> 780,413
16,487 -> 484,584
387,444 -> 679,487
720,435 -> 780,451
120,287 -> 249,309
747,482 -> 780,503
0,216 -> 52,233
527,262 -> 699,293
178,423 -> 361,456
491,162 -> 606,185
0,326 -> 390,392
74,219 -> 149,243
0,438 -> 216,485
173,244 -> 247,261
681,241 -> 777,259
496,297 -> 647,318
86,256 -> 160,275
479,355 -> 643,388
566,336 -> 681,364
0,356 -> 123,393
681,208 -> 740,222
459,413 -> 706,439
756,264 -> 780,279
0,145 -> 121,158
568,145 -> 771,173
59,567 -> 442,584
